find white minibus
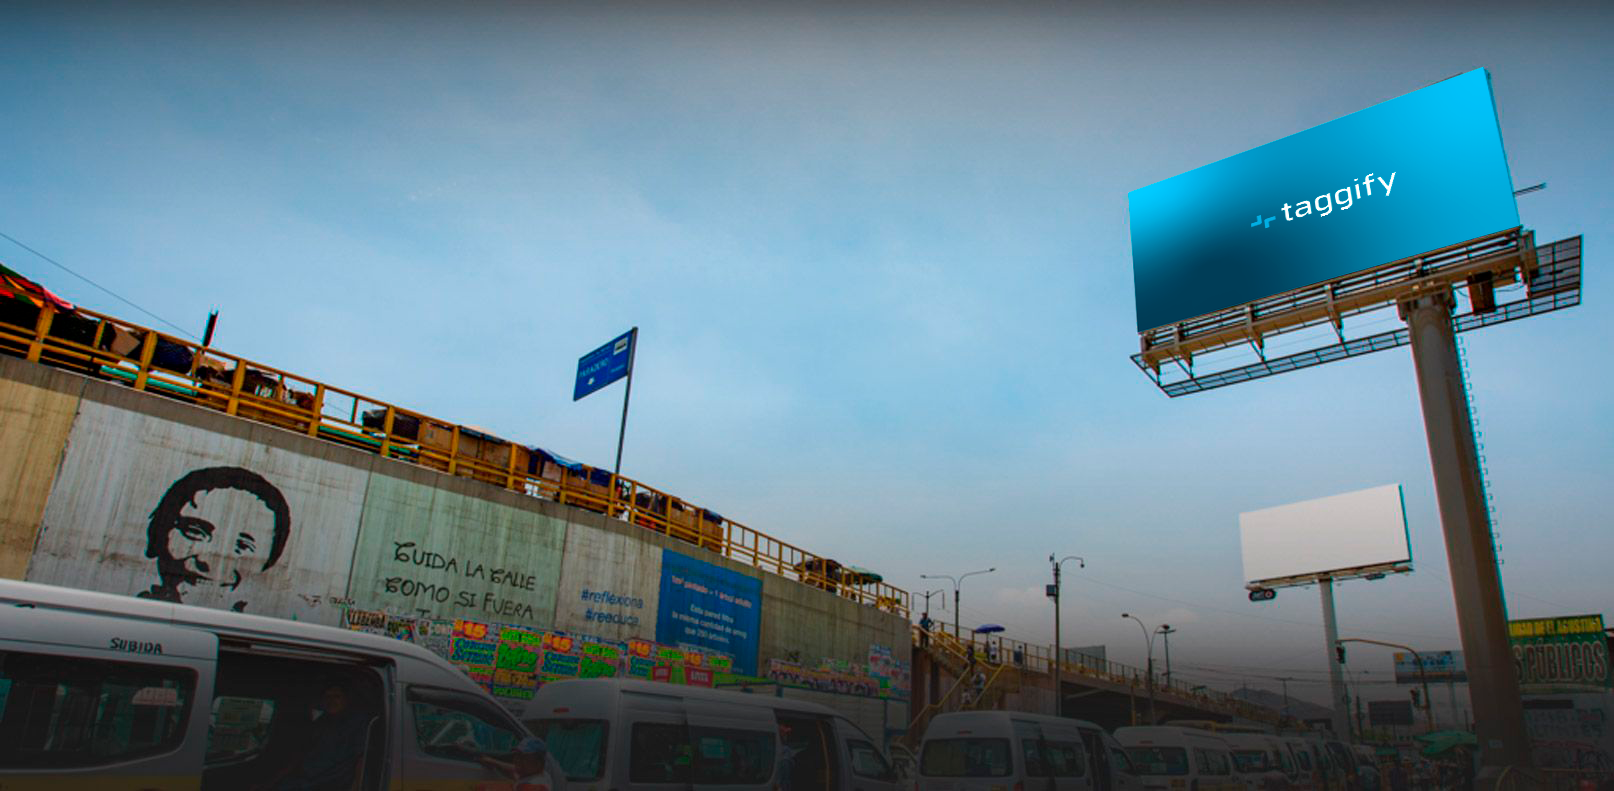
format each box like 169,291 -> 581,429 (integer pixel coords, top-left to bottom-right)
520,677 -> 900,791
0,579 -> 539,790
1114,726 -> 1243,791
915,711 -> 1095,791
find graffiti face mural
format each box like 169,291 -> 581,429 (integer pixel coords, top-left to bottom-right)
139,467 -> 291,611
29,399 -> 365,625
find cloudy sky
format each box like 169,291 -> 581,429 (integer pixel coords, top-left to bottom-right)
3,0 -> 1609,708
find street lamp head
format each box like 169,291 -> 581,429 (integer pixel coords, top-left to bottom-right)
1121,612 -> 1130,619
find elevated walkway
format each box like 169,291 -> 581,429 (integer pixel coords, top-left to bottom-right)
906,622 -> 1286,736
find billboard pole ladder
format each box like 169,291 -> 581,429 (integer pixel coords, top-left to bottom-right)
1399,292 -> 1532,769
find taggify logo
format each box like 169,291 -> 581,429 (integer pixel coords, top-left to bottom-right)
1250,172 -> 1397,229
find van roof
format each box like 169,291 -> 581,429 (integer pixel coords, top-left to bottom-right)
1114,726 -> 1233,748
1221,733 -> 1282,748
523,678 -> 843,719
0,579 -> 470,683
923,711 -> 1091,737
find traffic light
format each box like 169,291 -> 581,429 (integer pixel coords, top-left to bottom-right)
1335,644 -> 1346,664
1410,689 -> 1422,706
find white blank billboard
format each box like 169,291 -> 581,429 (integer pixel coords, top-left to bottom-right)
1240,484 -> 1411,586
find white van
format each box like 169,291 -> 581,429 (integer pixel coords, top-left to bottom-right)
1069,719 -> 1144,791
916,711 -> 1094,791
0,579 -> 538,791
1281,737 -> 1325,791
1220,732 -> 1292,790
1114,726 -> 1243,791
519,677 -> 900,791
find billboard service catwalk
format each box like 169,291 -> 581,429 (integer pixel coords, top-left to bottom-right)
1129,68 -> 1518,332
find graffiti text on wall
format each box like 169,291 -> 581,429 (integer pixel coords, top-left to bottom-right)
384,541 -> 539,620
579,587 -> 645,627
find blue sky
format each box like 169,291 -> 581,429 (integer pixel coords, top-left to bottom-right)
3,0 -> 1610,707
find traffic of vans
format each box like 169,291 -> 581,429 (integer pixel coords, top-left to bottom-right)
520,677 -> 901,791
0,578 -> 1385,791
0,579 -> 542,791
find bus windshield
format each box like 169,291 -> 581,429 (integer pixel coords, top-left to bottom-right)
1124,746 -> 1190,776
526,718 -> 608,781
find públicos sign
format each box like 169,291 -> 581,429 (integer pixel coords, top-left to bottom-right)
1509,614 -> 1611,693
1128,68 -> 1518,332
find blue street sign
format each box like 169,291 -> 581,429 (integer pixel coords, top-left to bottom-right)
573,329 -> 635,401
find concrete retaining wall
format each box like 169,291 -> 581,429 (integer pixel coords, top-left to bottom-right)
0,355 -> 910,738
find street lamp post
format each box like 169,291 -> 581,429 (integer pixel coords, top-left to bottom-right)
921,568 -> 996,639
1157,625 -> 1176,690
1122,613 -> 1159,724
1049,554 -> 1085,717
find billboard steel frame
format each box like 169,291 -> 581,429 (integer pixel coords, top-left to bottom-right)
1133,232 -> 1582,396
1132,226 -> 1585,777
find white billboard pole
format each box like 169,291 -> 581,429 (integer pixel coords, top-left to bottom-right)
1320,578 -> 1350,737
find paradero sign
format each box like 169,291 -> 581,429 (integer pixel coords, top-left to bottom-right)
1128,68 -> 1519,332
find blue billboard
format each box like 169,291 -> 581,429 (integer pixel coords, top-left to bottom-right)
1129,68 -> 1518,332
573,329 -> 635,401
1393,650 -> 1466,683
655,549 -> 763,675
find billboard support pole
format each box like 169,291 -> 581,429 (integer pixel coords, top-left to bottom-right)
1400,292 -> 1532,775
1320,577 -> 1350,737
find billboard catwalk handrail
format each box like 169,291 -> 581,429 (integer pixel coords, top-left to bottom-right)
0,296 -> 910,618
1138,227 -> 1532,369
1134,234 -> 1581,398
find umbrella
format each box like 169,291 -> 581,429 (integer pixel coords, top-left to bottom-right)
842,565 -> 883,585
974,624 -> 1006,634
1414,730 -> 1477,757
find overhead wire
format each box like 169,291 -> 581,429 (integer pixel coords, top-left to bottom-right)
0,230 -> 199,340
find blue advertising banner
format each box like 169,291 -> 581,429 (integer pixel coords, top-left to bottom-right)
1129,68 -> 1519,332
655,549 -> 762,675
573,329 -> 635,401
1393,650 -> 1467,683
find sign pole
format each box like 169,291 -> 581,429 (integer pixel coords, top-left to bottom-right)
1321,577 -> 1350,738
613,327 -> 638,478
1400,292 -> 1531,775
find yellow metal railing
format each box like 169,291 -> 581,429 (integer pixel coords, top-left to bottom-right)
0,300 -> 911,618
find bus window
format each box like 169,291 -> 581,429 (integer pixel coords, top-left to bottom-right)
0,649 -> 194,768
921,738 -> 1012,777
